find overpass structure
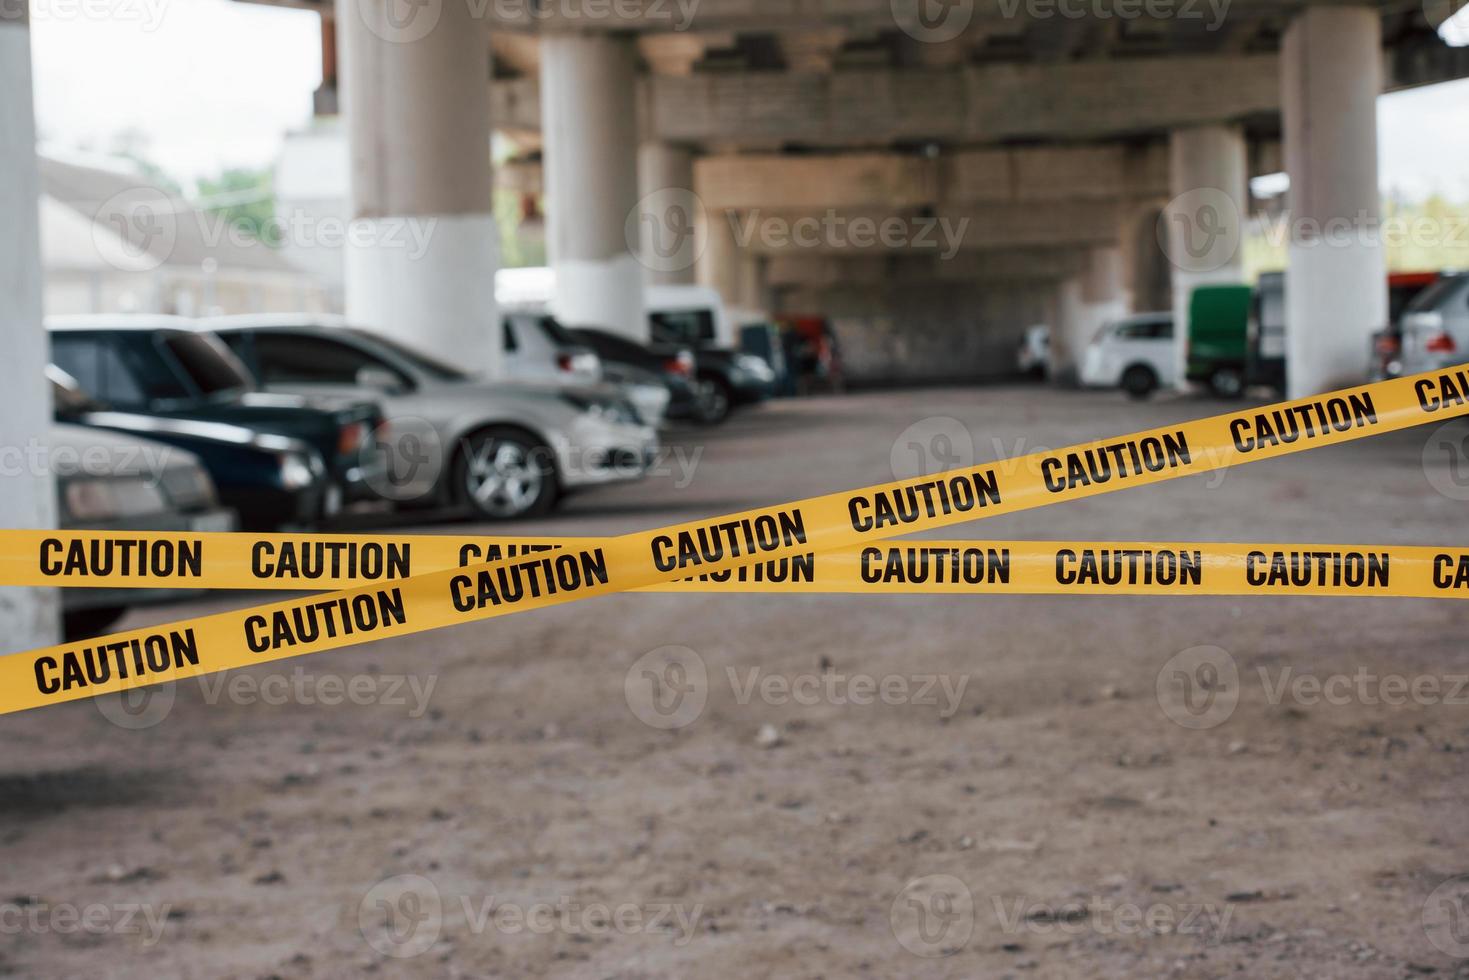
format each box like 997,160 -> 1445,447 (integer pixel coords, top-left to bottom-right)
231,0 -> 1467,388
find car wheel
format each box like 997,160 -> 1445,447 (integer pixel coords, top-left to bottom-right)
63,606 -> 128,642
1120,365 -> 1158,400
453,427 -> 558,520
1209,366 -> 1245,399
695,377 -> 733,425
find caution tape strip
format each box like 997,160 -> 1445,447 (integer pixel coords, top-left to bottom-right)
9,530 -> 1469,600
4,367 -> 1468,714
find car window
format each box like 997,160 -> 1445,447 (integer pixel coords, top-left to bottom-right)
1405,275 -> 1464,314
651,309 -> 716,345
52,334 -> 159,406
536,315 -> 577,346
344,329 -> 469,381
503,319 -> 519,352
254,333 -> 399,387
50,336 -> 103,396
159,332 -> 252,396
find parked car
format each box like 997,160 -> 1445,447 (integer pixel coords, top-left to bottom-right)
1079,312 -> 1175,399
50,366 -> 333,531
210,318 -> 658,520
502,306 -> 602,384
566,326 -> 698,424
51,421 -> 237,639
1183,283 -> 1261,397
1016,324 -> 1050,381
47,315 -> 385,515
1370,271 -> 1447,379
1394,272 -> 1468,378
775,314 -> 844,396
737,318 -> 791,396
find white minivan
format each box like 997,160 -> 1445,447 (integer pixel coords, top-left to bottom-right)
1079,312 -> 1175,399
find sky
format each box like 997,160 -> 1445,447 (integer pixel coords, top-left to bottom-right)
26,0 -> 1469,200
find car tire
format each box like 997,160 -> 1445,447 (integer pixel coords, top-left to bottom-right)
1209,366 -> 1246,399
1120,365 -> 1158,400
695,376 -> 733,425
452,426 -> 558,520
63,606 -> 128,642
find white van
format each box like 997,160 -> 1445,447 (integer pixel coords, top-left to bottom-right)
645,284 -> 736,349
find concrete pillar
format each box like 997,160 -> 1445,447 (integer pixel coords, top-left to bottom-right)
1282,7 -> 1386,397
1050,277 -> 1089,383
636,141 -> 697,286
697,207 -> 763,311
338,0 -> 499,374
541,35 -> 645,339
1166,124 -> 1248,389
0,3 -> 58,647
1082,245 -> 1126,338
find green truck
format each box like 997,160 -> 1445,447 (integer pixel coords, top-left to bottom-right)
1184,275 -> 1287,397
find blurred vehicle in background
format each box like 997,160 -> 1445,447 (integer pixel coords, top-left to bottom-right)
1079,313 -> 1174,399
501,306 -> 602,385
1387,271 -> 1466,379
1370,272 -> 1445,380
51,366 -> 332,531
212,319 -> 658,520
565,326 -> 698,425
647,285 -> 774,422
735,317 -> 791,396
47,316 -> 383,516
51,421 -> 236,639
776,314 -> 844,396
1016,324 -> 1050,380
1184,283 -> 1261,398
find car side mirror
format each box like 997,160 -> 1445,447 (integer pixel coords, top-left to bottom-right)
355,365 -> 405,393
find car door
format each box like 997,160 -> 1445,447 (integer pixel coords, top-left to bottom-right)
1141,319 -> 1176,385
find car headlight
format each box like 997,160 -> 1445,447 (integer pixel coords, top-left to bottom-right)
62,477 -> 167,522
559,392 -> 639,426
735,353 -> 775,382
277,451 -> 322,490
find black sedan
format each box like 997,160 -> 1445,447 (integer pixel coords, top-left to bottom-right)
564,326 -> 703,422
47,316 -> 385,516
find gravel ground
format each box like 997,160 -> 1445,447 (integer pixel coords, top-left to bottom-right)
4,384 -> 1469,979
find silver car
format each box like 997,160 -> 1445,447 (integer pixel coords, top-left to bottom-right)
207,316 -> 659,520
1397,273 -> 1468,377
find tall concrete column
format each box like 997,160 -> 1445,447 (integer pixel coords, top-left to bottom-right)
1282,7 -> 1386,397
1082,245 -> 1126,340
541,35 -> 645,339
338,0 -> 499,374
697,207 -> 763,311
0,3 -> 58,647
1049,277 -> 1088,383
636,141 -> 697,286
1166,124 -> 1247,389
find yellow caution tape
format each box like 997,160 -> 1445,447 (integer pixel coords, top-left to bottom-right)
4,367 -> 1469,714
9,530 -> 1469,600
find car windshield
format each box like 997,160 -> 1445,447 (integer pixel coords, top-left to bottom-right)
1403,275 -> 1462,314
536,315 -> 579,346
160,333 -> 253,397
346,329 -> 469,381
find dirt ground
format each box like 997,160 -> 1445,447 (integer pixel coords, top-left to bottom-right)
4,384 -> 1469,979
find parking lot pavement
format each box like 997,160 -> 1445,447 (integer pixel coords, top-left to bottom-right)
5,385 -> 1469,977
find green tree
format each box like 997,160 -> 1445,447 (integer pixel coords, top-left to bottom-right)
194,167 -> 277,246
